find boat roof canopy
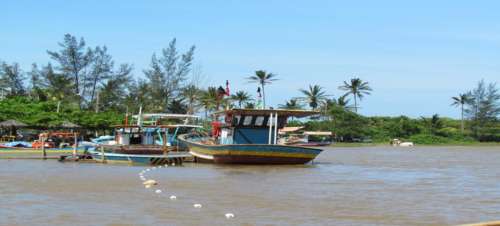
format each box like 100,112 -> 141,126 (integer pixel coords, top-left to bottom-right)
215,109 -> 320,118
132,113 -> 200,119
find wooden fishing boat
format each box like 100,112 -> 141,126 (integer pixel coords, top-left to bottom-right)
89,113 -> 201,165
179,109 -> 324,164
87,148 -> 190,165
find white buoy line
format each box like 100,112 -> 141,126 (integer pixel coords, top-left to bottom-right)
138,164 -> 235,219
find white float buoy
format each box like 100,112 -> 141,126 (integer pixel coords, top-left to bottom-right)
145,184 -> 152,189
155,189 -> 162,194
142,179 -> 157,186
225,213 -> 235,219
146,169 -> 150,172
193,204 -> 202,208
169,195 -> 177,200
172,163 -> 176,166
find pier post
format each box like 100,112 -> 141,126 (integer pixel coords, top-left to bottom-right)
100,146 -> 106,163
72,132 -> 78,157
42,136 -> 47,160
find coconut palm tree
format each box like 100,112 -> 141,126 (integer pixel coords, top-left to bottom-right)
279,99 -> 303,110
200,87 -> 218,118
244,102 -> 255,109
339,78 -> 372,113
451,93 -> 471,133
181,84 -> 201,114
231,91 -> 252,108
247,70 -> 277,108
299,85 -> 327,110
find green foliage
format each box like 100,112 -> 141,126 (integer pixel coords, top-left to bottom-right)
408,134 -> 476,145
465,80 -> 500,140
279,99 -> 303,110
231,91 -> 252,108
299,85 -> 327,110
0,62 -> 26,97
338,78 -> 372,113
300,105 -> 494,144
247,70 -> 277,108
143,38 -> 196,112
0,97 -> 123,129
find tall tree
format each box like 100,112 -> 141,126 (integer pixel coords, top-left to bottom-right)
244,102 -> 256,109
47,34 -> 93,108
279,99 -> 303,110
167,98 -> 188,114
144,39 -> 195,112
420,114 -> 443,135
465,80 -> 500,139
0,62 -> 25,97
231,91 -> 252,108
41,63 -> 76,110
200,87 -> 218,118
299,84 -> 327,110
324,96 -> 351,111
181,84 -> 201,114
97,64 -> 133,112
247,70 -> 277,108
125,79 -> 150,113
339,78 -> 372,113
87,46 -> 113,107
451,93 -> 471,133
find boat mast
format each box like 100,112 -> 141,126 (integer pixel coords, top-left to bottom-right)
268,113 -> 273,144
274,113 -> 278,145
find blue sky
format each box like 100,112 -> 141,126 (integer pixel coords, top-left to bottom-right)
2,0 -> 499,118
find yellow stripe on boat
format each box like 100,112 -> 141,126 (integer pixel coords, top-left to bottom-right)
190,146 -> 316,158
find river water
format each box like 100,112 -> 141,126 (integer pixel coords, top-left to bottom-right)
1,146 -> 499,226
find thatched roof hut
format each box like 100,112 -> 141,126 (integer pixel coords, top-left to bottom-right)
59,121 -> 81,129
0,120 -> 27,128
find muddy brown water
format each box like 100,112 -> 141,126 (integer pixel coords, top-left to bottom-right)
1,146 -> 500,226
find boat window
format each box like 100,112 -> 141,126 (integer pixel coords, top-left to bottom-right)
255,116 -> 265,126
234,115 -> 241,126
243,116 -> 253,126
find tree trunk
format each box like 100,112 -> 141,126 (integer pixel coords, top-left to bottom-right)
90,75 -> 98,107
353,94 -> 358,113
460,104 -> 464,133
95,91 -> 99,113
262,83 -> 266,109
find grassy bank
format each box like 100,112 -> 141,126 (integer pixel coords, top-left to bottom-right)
0,149 -> 77,159
331,142 -> 500,147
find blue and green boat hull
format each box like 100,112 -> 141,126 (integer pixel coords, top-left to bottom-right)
179,135 -> 322,164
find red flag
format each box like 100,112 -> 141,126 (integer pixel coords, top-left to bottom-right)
225,80 -> 230,96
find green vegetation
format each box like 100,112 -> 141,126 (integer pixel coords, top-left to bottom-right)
338,78 -> 372,113
0,34 -> 498,145
247,70 -> 277,109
